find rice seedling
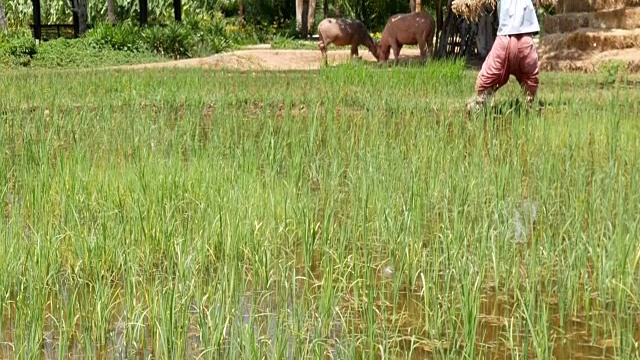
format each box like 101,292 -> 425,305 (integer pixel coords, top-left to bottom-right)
0,62 -> 639,359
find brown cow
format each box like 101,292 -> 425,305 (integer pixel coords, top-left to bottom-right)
317,18 -> 379,64
378,12 -> 436,65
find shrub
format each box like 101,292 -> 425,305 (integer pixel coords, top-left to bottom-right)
86,22 -> 146,53
143,23 -> 195,60
599,60 -> 628,87
193,13 -> 233,54
0,33 -> 38,67
6,34 -> 37,58
31,37 -> 163,68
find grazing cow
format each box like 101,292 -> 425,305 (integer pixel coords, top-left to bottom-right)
378,12 -> 436,65
317,18 -> 379,64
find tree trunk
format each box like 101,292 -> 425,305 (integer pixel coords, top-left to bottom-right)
238,0 -> 245,27
410,0 -> 416,12
77,0 -> 88,35
437,0 -> 454,58
436,0 -> 443,48
66,0 -> 89,35
416,0 -> 422,12
107,0 -> 116,24
173,0 -> 181,22
32,0 -> 42,39
0,0 -> 7,30
475,9 -> 495,59
296,0 -> 310,38
139,0 -> 148,26
308,0 -> 317,34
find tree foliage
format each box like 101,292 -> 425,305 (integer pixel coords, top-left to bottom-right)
3,0 -> 440,33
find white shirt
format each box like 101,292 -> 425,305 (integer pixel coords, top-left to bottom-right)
496,0 -> 541,36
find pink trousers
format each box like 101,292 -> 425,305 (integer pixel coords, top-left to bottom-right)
475,34 -> 539,96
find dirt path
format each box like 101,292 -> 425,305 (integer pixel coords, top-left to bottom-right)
111,46 -> 424,71
110,44 -> 640,73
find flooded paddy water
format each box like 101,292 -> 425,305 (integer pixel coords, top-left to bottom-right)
0,268 -> 638,359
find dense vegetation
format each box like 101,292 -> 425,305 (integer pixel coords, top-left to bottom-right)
0,11 -> 294,68
1,60 -> 639,359
0,0 -> 558,69
1,0 -> 418,35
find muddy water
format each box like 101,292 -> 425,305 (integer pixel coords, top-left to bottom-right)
1,288 -> 637,360
396,290 -> 639,360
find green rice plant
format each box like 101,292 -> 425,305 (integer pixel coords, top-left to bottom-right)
0,62 -> 639,360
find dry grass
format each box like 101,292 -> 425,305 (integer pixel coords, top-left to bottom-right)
543,13 -> 589,35
589,7 -> 640,29
453,0 -> 557,21
540,56 -> 640,73
557,0 -> 625,12
621,6 -> 640,26
544,7 -> 640,35
451,0 -> 495,22
541,28 -> 640,52
538,0 -> 559,7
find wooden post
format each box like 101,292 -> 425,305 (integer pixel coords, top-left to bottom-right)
72,1 -> 80,37
173,0 -> 181,22
436,0 -> 442,49
437,0 -> 453,58
107,0 -> 116,24
139,0 -> 148,26
32,0 -> 41,40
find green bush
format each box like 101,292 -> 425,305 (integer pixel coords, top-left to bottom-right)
3,34 -> 37,58
0,32 -> 38,67
189,12 -> 233,54
141,12 -> 239,58
86,22 -> 146,52
29,37 -> 163,68
0,11 -> 291,68
142,23 -> 196,60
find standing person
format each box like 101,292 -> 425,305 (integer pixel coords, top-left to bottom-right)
466,0 -> 541,112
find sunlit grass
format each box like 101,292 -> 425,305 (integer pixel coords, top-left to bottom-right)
1,62 -> 639,359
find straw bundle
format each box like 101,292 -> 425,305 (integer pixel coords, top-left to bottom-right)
544,7 -> 640,34
539,0 -> 559,7
543,13 -> 589,34
540,56 -> 640,74
451,0 -> 496,22
623,6 -> 640,26
556,0 -> 626,13
541,28 -> 640,52
590,7 -> 640,28
452,0 -> 557,22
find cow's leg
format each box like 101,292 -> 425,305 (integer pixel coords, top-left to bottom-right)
393,43 -> 402,65
351,44 -> 360,58
418,37 -> 427,64
318,34 -> 328,65
427,32 -> 435,59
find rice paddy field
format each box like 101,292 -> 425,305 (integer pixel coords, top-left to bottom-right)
1,61 -> 640,359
